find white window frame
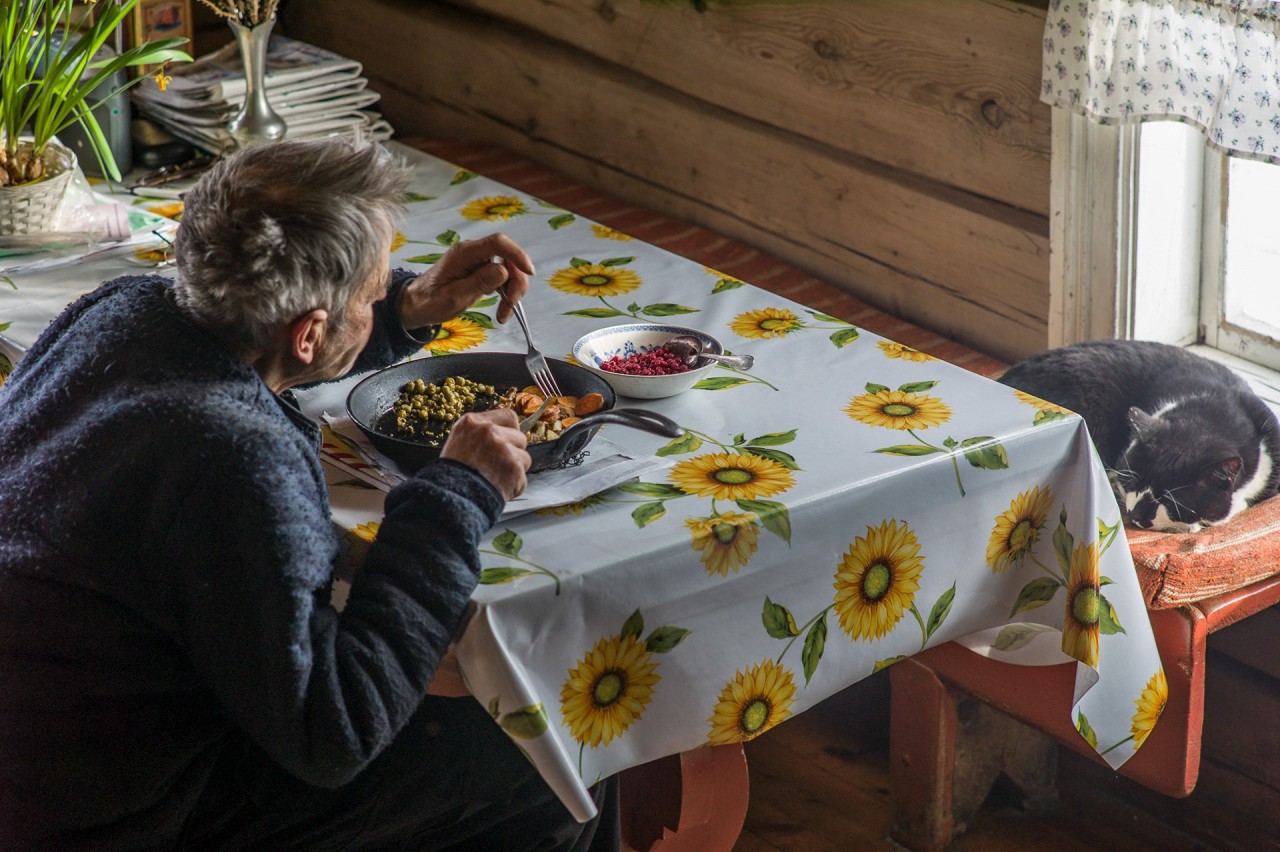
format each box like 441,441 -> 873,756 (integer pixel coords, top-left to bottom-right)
1049,108 -> 1280,407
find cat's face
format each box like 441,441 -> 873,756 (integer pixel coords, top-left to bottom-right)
1109,407 -> 1242,533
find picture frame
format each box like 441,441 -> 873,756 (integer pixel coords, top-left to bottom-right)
126,0 -> 194,73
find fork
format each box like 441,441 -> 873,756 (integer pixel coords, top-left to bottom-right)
519,394 -> 555,433
503,283 -> 564,400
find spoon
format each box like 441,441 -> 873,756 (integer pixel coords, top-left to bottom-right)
663,335 -> 755,370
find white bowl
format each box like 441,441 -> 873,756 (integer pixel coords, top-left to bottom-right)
572,324 -> 723,399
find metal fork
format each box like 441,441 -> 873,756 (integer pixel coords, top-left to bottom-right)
504,284 -> 564,399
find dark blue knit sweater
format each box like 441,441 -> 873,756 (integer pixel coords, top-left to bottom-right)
0,274 -> 502,847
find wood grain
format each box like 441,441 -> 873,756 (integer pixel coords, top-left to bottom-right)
441,0 -> 1052,215
291,0 -> 1050,360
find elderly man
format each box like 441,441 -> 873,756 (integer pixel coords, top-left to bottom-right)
0,139 -> 617,850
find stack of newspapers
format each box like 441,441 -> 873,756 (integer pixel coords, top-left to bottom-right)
131,36 -> 393,154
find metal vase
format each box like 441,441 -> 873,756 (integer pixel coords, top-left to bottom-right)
226,19 -> 287,149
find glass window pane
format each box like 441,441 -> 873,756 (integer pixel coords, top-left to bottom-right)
1224,156 -> 1280,338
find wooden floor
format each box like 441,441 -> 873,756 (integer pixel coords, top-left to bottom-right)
735,669 -> 1277,852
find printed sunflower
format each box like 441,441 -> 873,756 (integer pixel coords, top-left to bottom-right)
706,659 -> 797,745
536,493 -> 610,517
426,317 -> 487,353
1131,668 -> 1168,750
668,452 -> 794,502
548,263 -> 643,298
833,520 -> 925,641
685,511 -> 761,576
846,389 -> 951,431
1062,541 -> 1102,668
460,195 -> 528,221
560,633 -> 661,749
878,340 -> 936,362
590,224 -> 633,241
730,307 -> 802,339
986,486 -> 1054,573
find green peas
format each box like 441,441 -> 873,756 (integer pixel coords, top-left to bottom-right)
389,375 -> 499,446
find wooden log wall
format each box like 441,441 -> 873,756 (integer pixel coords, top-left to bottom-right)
287,0 -> 1052,362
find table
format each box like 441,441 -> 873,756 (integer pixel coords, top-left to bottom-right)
0,142 -> 1166,827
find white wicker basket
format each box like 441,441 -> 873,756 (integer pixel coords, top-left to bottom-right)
0,141 -> 77,235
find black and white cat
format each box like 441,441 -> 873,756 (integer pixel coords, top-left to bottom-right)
999,339 -> 1280,532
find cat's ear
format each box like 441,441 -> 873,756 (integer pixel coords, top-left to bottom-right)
1203,456 -> 1243,490
1128,407 -> 1159,437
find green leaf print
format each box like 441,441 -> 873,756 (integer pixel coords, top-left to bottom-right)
1098,595 -> 1126,635
806,310 -> 846,324
656,432 -> 702,456
898,381 -> 938,393
480,567 -> 536,585
400,191 -> 435,203
569,257 -> 590,267
620,609 -> 644,641
693,376 -> 751,391
460,311 -> 495,330
644,626 -> 691,653
1076,711 -> 1098,749
492,529 -> 522,557
450,170 -> 476,184
762,597 -> 800,639
548,214 -> 576,229
1010,577 -> 1062,617
405,253 -> 444,264
500,704 -> 549,739
435,229 -> 460,246
712,278 -> 744,294
1052,509 -> 1074,575
565,308 -> 625,319
873,655 -> 908,673
736,498 -> 791,544
616,482 -> 686,498
992,623 -> 1056,652
925,583 -> 956,641
865,383 -> 890,394
830,327 -> 861,348
874,445 -> 944,457
601,256 -> 636,267
742,447 -> 800,470
1098,518 -> 1122,555
632,501 -> 667,528
801,614 -> 827,684
1034,409 -> 1071,425
745,430 -> 797,447
641,303 -> 700,317
960,437 -> 1009,470
534,199 -> 565,210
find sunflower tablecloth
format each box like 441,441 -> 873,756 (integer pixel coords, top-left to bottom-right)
0,143 -> 1166,825
294,144 -> 1166,822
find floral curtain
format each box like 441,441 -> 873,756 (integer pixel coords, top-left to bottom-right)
1042,0 -> 1280,161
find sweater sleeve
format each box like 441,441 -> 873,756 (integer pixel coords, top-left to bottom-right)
345,268 -> 439,377
157,422 -> 502,788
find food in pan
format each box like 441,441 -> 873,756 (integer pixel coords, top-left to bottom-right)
376,375 -> 604,448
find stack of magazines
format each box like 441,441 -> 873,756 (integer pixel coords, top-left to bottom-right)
131,36 -> 394,154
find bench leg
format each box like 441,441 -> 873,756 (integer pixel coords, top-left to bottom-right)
620,744 -> 749,852
890,657 -> 1058,851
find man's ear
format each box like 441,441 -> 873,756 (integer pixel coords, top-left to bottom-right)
289,308 -> 328,365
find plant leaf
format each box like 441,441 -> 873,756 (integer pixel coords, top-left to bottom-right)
641,303 -> 700,317
601,256 -> 636,267
873,655 -> 907,673
564,308 -> 625,319
898,381 -> 938,393
925,583 -> 956,640
874,445 -> 942,456
1098,594 -> 1126,635
548,214 -> 576,230
631,501 -> 667,528
992,622 -> 1056,652
435,230 -> 460,246
459,310 -> 495,329
745,430 -> 797,447
830,327 -> 861,348
801,614 -> 827,684
737,498 -> 791,543
479,567 -> 535,585
865,383 -> 890,394
762,597 -> 799,638
742,447 -> 800,470
644,626 -> 691,653
616,482 -> 686,498
1010,577 -> 1062,616
500,704 -> 549,739
712,278 -> 744,293
620,609 -> 644,640
692,376 -> 750,391
960,436 -> 1009,470
1076,711 -> 1098,749
656,432 -> 702,456
1053,510 -> 1074,575
492,529 -> 521,557
404,253 -> 444,264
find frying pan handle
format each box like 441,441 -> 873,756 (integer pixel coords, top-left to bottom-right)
548,407 -> 685,466
572,407 -> 685,440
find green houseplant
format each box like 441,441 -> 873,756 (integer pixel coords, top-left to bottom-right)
0,0 -> 191,188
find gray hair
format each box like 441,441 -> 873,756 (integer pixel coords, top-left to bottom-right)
172,137 -> 413,355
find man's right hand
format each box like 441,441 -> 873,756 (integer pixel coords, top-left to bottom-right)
439,408 -> 531,501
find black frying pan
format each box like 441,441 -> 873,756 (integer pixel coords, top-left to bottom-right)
346,352 -> 683,474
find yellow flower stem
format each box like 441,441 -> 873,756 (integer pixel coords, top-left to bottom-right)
684,429 -> 734,453
906,429 -> 965,497
776,605 -> 832,664
1099,733 -> 1135,756
908,602 -> 929,651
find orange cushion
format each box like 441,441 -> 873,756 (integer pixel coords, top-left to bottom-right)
1127,497 -> 1280,608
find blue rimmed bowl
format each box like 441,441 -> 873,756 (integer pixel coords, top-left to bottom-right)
572,323 -> 723,399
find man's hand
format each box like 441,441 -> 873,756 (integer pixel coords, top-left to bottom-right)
398,233 -> 534,328
439,408 -> 531,502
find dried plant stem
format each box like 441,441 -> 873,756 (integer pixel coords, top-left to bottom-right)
195,0 -> 280,26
